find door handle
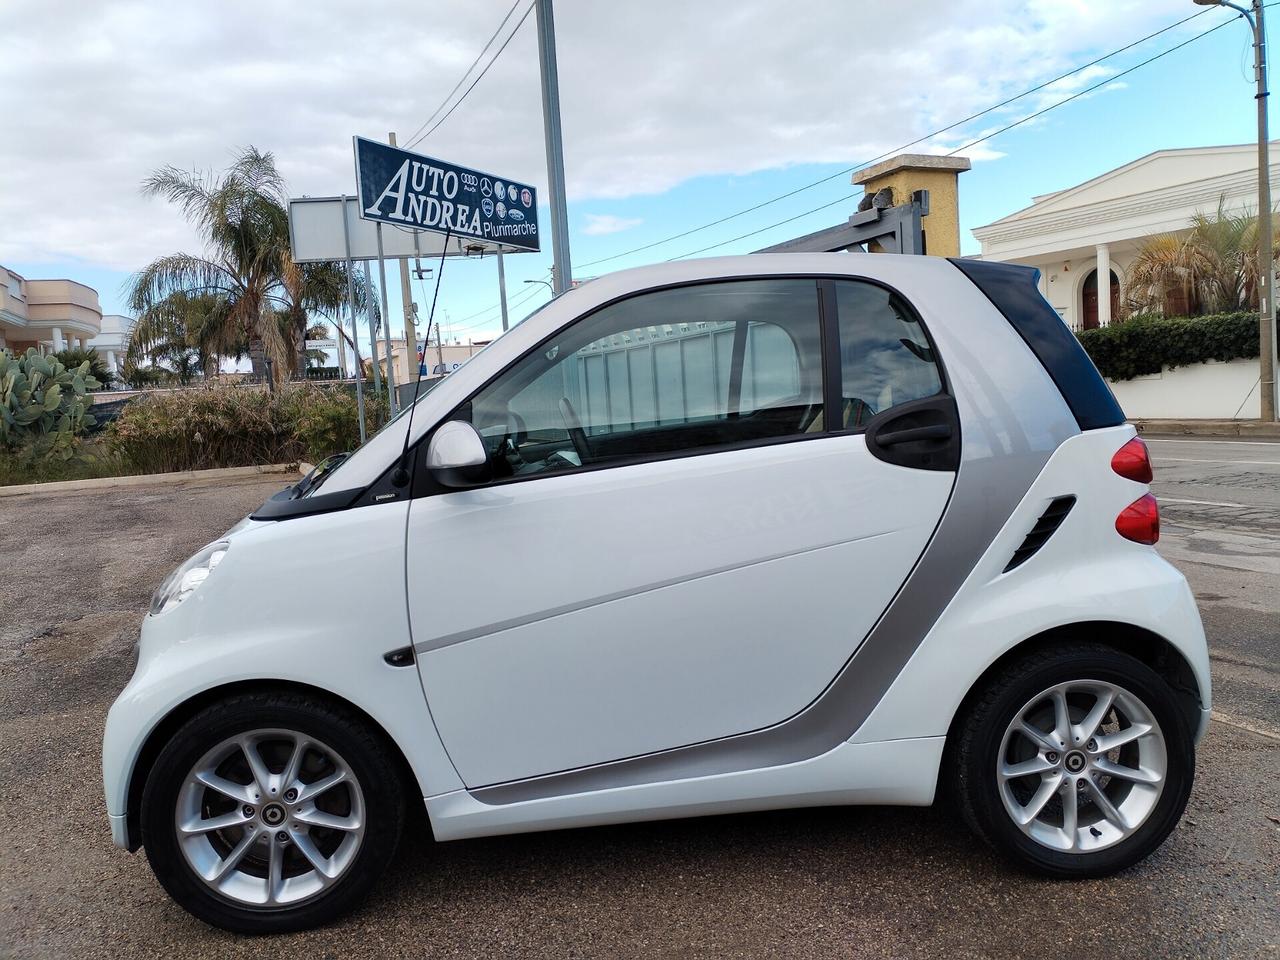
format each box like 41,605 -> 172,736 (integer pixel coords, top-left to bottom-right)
874,424 -> 951,446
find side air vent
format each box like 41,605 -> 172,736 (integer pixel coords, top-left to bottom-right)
1004,496 -> 1076,573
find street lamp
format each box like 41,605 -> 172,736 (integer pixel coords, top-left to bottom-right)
523,279 -> 555,295
1194,0 -> 1277,420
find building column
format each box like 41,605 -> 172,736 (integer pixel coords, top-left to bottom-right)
1096,243 -> 1112,328
106,349 -> 117,372
51,327 -> 64,352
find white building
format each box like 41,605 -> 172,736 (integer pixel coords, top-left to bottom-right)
972,141 -> 1280,331
87,314 -> 135,374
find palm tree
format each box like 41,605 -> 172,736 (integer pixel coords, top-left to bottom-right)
1127,197 -> 1279,317
127,148 -> 364,386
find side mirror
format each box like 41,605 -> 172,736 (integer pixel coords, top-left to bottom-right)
426,420 -> 492,488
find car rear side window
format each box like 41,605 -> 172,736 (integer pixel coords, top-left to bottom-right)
833,280 -> 942,430
456,279 -> 825,479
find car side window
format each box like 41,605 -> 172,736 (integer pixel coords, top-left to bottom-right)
834,280 -> 942,430
457,279 -> 824,480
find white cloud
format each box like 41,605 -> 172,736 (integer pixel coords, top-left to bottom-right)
0,0 -> 1193,271
582,214 -> 643,236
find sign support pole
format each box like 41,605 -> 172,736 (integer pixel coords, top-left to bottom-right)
388,132 -> 420,381
338,195 -> 367,443
364,261 -> 383,402
375,223 -> 398,412
497,250 -> 511,332
535,0 -> 572,294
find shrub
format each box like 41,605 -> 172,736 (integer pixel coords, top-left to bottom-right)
1077,311 -> 1257,381
53,346 -> 113,388
106,383 -> 387,473
0,348 -> 101,460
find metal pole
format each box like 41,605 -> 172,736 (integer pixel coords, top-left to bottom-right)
1254,0 -> 1277,420
497,250 -> 511,332
338,195 -> 367,443
364,261 -> 382,402
375,222 -> 398,412
535,0 -> 573,294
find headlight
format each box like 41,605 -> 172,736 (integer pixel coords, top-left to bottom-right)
149,542 -> 229,616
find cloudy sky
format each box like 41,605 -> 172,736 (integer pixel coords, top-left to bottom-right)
0,0 -> 1267,345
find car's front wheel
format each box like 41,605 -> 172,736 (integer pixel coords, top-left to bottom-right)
951,642 -> 1195,877
140,691 -> 406,934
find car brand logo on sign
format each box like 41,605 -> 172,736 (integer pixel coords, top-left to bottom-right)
353,137 -> 539,252
508,209 -> 525,222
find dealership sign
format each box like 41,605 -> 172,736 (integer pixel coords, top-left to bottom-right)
353,137 -> 539,253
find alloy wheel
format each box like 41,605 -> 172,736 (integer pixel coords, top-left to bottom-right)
174,728 -> 365,907
996,679 -> 1167,854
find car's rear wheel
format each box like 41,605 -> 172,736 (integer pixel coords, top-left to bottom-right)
140,692 -> 406,934
951,643 -> 1195,877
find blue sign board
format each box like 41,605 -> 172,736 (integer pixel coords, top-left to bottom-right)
353,136 -> 540,253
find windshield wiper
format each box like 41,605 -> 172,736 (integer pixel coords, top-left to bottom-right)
293,451 -> 351,499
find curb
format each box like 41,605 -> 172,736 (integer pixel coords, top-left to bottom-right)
1131,419 -> 1280,439
0,462 -> 303,498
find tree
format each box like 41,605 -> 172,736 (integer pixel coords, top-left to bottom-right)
1127,197 -> 1279,317
126,290 -> 237,382
127,148 -> 362,387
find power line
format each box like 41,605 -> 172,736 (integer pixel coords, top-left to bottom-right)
407,1 -> 536,149
450,272 -> 550,332
401,0 -> 525,148
664,9 -> 1241,262
577,5 -> 1218,270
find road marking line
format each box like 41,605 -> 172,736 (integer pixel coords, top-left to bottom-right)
1210,711 -> 1280,743
1155,457 -> 1280,466
1145,438 -> 1280,446
1158,497 -> 1269,509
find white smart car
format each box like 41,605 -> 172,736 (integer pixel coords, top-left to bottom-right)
103,255 -> 1209,934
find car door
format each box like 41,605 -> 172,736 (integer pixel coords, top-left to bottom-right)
407,277 -> 956,788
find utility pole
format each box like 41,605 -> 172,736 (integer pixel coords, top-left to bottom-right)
535,0 -> 573,294
1255,0 -> 1277,420
363,261 -> 382,401
1195,0 -> 1277,419
389,132 -> 419,381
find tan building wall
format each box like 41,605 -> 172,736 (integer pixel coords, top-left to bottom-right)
0,266 -> 102,354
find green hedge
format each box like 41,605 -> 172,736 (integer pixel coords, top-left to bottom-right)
1076,311 -> 1257,381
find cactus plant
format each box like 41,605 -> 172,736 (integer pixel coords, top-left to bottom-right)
0,348 -> 101,459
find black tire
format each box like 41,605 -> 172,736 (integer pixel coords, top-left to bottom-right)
950,642 -> 1195,878
140,691 -> 407,934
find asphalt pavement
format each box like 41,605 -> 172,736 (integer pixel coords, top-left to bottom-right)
0,446 -> 1276,959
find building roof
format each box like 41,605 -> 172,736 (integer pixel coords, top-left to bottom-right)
972,141 -> 1280,260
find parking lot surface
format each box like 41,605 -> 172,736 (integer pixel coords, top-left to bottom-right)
1,450 -> 1277,959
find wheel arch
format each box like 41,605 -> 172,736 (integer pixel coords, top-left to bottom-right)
943,620 -> 1205,757
123,679 -> 425,852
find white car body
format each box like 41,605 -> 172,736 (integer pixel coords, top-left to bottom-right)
103,254 -> 1210,855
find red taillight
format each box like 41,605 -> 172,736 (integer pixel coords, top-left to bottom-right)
1111,437 -> 1153,483
1116,493 -> 1160,544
